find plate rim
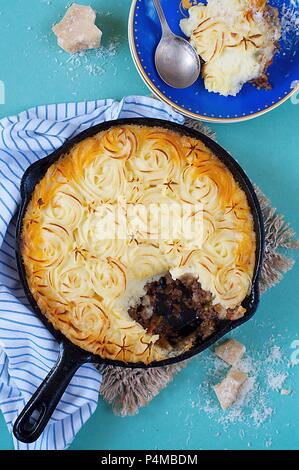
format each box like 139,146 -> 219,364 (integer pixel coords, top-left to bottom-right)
128,0 -> 299,123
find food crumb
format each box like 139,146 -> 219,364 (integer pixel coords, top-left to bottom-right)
267,371 -> 288,391
265,438 -> 273,448
63,35 -> 120,78
266,345 -> 283,364
251,405 -> 273,427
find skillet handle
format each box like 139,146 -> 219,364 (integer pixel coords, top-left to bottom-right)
13,343 -> 89,444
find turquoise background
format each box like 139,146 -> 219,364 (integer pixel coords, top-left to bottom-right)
0,0 -> 298,451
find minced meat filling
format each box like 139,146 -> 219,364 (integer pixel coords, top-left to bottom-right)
128,273 -> 236,347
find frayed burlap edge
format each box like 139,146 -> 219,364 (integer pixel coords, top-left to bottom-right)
254,186 -> 299,293
97,121 -> 299,417
98,362 -> 186,417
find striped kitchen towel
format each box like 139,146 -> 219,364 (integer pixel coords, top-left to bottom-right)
0,96 -> 185,450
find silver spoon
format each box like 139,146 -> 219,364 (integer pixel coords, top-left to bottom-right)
153,0 -> 201,89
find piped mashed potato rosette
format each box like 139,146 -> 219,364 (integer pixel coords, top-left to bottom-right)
21,125 -> 256,363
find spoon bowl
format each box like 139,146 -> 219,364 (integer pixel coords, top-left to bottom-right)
153,0 -> 201,89
155,35 -> 201,89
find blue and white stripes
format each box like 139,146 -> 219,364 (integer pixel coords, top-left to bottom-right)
0,96 -> 184,450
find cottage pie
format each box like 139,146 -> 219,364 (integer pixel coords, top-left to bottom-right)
180,0 -> 281,96
21,125 -> 256,364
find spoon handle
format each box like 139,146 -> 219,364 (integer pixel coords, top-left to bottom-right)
153,0 -> 172,36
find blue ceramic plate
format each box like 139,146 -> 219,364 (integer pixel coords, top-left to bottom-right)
129,0 -> 299,122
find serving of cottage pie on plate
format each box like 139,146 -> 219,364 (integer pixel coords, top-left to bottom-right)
129,0 -> 299,122
180,0 -> 281,97
21,124 -> 256,364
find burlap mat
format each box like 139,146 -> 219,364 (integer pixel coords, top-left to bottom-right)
97,119 -> 299,416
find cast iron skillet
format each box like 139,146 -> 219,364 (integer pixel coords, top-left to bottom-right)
13,118 -> 264,443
